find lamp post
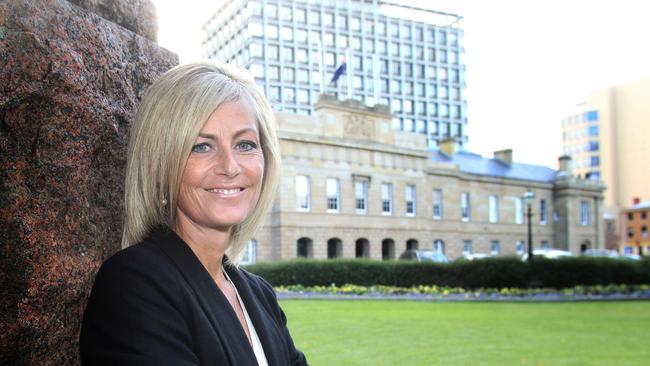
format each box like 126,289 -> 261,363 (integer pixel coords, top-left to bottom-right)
524,191 -> 535,263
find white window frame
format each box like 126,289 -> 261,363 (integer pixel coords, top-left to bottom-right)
489,195 -> 499,223
540,199 -> 548,225
580,200 -> 591,226
381,183 -> 393,215
490,240 -> 500,255
355,180 -> 368,214
405,184 -> 416,216
515,240 -> 525,255
433,189 -> 443,220
461,192 -> 470,222
515,197 -> 524,224
295,175 -> 310,212
462,240 -> 472,255
326,178 -> 340,213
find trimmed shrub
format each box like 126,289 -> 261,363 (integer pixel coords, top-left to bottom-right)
244,257 -> 650,289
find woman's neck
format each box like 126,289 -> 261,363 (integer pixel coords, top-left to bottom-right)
173,218 -> 230,280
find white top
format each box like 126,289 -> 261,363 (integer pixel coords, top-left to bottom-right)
223,270 -> 269,366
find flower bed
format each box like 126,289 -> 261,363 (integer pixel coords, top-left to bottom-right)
275,283 -> 650,302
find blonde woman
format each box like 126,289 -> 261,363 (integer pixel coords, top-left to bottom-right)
80,62 -> 308,366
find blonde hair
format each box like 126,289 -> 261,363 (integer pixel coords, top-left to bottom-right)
122,61 -> 280,264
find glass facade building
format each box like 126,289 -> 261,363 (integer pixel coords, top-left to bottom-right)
202,0 -> 468,148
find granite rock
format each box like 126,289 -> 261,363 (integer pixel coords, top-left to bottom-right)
0,0 -> 178,364
68,0 -> 158,41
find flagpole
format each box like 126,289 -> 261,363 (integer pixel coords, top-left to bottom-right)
346,48 -> 352,100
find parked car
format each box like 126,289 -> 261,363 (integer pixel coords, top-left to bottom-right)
456,253 -> 490,261
521,249 -> 573,261
581,249 -> 620,258
399,249 -> 449,263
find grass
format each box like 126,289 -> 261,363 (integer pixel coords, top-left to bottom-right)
280,299 -> 650,366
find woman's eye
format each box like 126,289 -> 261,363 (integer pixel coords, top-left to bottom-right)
236,140 -> 258,151
191,143 -> 211,153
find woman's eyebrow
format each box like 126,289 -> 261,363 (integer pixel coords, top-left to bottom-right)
197,128 -> 258,141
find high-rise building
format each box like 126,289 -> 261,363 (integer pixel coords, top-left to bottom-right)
202,0 -> 467,148
561,77 -> 650,250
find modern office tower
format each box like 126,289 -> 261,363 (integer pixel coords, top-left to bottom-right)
202,0 -> 467,149
561,77 -> 650,215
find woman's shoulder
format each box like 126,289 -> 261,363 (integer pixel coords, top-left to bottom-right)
93,230 -> 179,292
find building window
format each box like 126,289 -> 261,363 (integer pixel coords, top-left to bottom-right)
540,199 -> 547,225
490,240 -> 500,256
433,189 -> 443,219
297,237 -> 313,258
515,240 -> 525,255
241,239 -> 257,265
326,178 -> 340,213
640,226 -> 648,238
580,200 -> 591,226
381,183 -> 393,215
405,185 -> 416,216
296,175 -> 310,211
515,197 -> 524,224
355,180 -> 368,214
327,238 -> 342,259
489,195 -> 499,223
628,227 -> 634,238
433,239 -> 445,254
461,192 -> 470,221
462,240 -> 472,255
540,240 -> 550,249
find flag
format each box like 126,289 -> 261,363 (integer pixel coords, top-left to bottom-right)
329,60 -> 347,84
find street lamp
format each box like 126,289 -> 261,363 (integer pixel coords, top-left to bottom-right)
524,191 -> 535,262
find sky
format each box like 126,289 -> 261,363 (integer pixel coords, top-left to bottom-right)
151,0 -> 650,168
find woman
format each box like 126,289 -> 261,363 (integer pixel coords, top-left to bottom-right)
80,62 -> 308,365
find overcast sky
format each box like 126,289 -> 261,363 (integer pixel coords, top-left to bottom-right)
151,0 -> 650,168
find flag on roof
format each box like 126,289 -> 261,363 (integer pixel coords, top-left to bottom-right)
329,59 -> 347,84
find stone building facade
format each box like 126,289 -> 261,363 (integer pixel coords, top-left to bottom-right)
248,96 -> 605,263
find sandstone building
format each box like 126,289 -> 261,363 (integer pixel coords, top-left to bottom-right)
244,96 -> 605,263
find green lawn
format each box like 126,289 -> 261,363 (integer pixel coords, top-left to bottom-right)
280,299 -> 650,366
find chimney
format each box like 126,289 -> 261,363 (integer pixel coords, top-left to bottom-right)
494,149 -> 513,165
633,197 -> 641,205
439,138 -> 457,155
558,155 -> 572,174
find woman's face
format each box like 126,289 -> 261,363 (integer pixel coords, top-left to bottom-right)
176,96 -> 265,234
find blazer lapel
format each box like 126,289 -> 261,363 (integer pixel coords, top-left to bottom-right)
226,265 -> 288,366
152,229 -> 259,366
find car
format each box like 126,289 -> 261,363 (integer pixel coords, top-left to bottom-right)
398,249 -> 449,263
521,249 -> 573,261
457,253 -> 490,261
581,249 -> 620,258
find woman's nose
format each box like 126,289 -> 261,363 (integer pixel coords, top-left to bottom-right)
213,149 -> 241,177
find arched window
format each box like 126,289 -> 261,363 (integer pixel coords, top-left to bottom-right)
355,238 -> 370,258
382,238 -> 395,260
297,237 -> 313,258
433,239 -> 445,254
406,239 -> 419,250
327,238 -> 343,259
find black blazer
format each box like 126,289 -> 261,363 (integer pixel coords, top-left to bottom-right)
80,228 -> 308,366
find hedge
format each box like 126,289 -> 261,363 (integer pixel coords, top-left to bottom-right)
243,256 -> 650,289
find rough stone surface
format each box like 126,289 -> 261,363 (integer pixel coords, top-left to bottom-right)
68,0 -> 158,41
0,0 -> 178,364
